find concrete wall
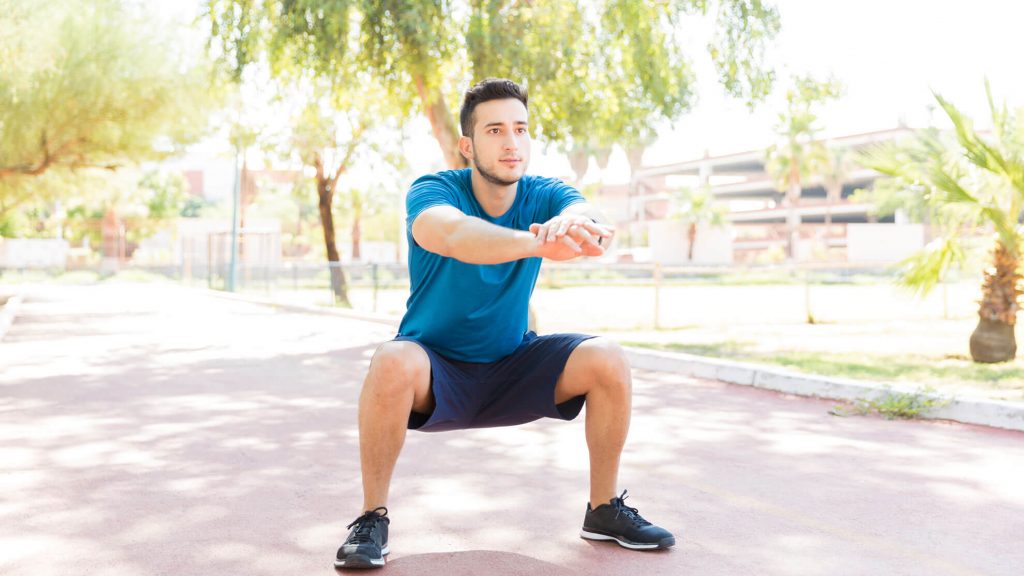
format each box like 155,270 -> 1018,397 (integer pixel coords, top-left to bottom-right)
0,238 -> 69,269
847,223 -> 924,263
647,220 -> 734,264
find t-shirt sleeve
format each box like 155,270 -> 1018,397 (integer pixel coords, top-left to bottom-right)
544,178 -> 587,222
406,174 -> 460,237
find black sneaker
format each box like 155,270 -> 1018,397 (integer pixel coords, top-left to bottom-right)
580,490 -> 675,550
335,507 -> 389,569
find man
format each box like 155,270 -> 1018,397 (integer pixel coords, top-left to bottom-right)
335,78 -> 675,569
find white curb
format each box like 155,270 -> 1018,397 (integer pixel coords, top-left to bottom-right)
0,293 -> 24,343
625,347 -> 1024,433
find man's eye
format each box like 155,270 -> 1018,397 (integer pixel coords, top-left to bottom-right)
517,128 -> 528,134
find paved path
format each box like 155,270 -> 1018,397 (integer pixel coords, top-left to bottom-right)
1,283 -> 1021,576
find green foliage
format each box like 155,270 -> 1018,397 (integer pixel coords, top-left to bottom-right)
831,386 -> 951,420
859,82 -> 1024,295
206,0 -> 780,158
137,171 -> 191,221
891,236 -> 967,297
0,0 -> 221,224
707,0 -> 781,107
466,0 -> 779,152
764,74 -> 844,192
672,185 -> 728,226
850,178 -> 930,221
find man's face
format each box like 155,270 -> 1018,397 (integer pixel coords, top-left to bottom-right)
464,98 -> 531,186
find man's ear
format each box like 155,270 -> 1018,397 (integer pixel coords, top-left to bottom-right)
458,136 -> 474,163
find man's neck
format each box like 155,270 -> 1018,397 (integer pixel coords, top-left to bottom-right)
469,168 -> 518,218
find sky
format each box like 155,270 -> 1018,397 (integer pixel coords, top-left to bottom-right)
168,0 -> 1024,193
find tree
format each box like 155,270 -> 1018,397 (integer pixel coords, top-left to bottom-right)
279,75 -> 404,306
673,185 -> 727,262
466,0 -> 779,162
0,0 -> 218,222
860,82 -> 1024,363
821,145 -> 854,229
764,75 -> 843,261
206,0 -> 781,168
289,94 -> 362,307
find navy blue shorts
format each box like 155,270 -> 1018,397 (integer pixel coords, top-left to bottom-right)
395,332 -> 596,433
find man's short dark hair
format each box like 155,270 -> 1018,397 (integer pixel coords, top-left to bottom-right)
459,78 -> 529,137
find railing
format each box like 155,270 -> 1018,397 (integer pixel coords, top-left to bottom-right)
1,259 -> 974,327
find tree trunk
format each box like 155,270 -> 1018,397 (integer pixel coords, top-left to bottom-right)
687,222 -> 697,262
626,145 -> 645,177
970,241 -> 1021,362
317,176 -> 351,307
970,317 -> 1017,363
569,147 -> 589,184
824,182 -> 840,229
785,175 -> 801,261
351,213 -> 361,261
414,76 -> 468,170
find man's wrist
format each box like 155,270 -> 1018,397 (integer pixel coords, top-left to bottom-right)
518,229 -> 542,258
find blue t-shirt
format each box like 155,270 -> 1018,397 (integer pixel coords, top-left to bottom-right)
398,168 -> 585,362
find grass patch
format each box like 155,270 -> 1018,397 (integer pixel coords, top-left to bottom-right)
53,270 -> 100,284
623,340 -> 1024,391
103,269 -> 174,283
830,386 -> 951,420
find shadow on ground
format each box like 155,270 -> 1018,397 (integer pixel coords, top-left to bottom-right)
1,284 -> 1022,576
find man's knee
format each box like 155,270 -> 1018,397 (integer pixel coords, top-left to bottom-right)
365,341 -> 430,394
578,338 -> 631,389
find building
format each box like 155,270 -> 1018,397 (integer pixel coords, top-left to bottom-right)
598,128 -> 924,265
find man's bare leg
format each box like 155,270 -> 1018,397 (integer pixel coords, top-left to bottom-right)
556,337 -> 675,550
358,341 -> 434,511
554,338 -> 632,508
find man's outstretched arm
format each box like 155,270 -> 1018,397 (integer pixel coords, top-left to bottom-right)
411,205 -> 584,264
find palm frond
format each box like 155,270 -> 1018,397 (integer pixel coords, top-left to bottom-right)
925,161 -> 978,205
893,236 -> 966,297
935,91 -> 1011,179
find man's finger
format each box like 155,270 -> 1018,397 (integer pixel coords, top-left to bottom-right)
559,234 -> 582,254
535,222 -> 551,242
547,221 -> 565,243
582,220 -> 614,238
555,218 -> 574,238
568,226 -> 600,249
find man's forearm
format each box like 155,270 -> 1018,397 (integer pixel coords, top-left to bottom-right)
446,216 -> 538,264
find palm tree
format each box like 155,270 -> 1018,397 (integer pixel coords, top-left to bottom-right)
765,76 -> 843,261
861,82 -> 1023,363
822,145 -> 854,230
673,186 -> 727,262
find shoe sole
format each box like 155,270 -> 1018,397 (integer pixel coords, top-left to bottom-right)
580,529 -> 675,550
334,545 -> 389,569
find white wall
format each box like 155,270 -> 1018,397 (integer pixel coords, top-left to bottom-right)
847,223 -> 925,263
647,220 -> 734,264
0,238 -> 69,269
